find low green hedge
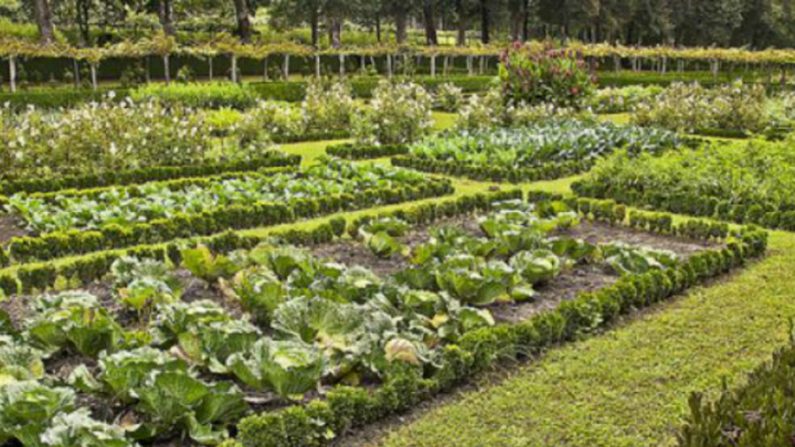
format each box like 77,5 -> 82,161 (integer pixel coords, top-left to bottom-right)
326,143 -> 408,160
392,155 -> 593,183
0,76 -> 495,110
0,188 -> 514,296
233,197 -> 768,447
271,130 -> 350,144
0,151 -> 300,196
3,178 -> 453,265
572,178 -> 795,231
678,336 -> 795,447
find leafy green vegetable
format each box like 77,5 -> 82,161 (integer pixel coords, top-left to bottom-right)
0,380 -> 75,446
40,408 -> 136,447
227,338 -> 323,399
181,244 -> 242,283
510,249 -> 562,286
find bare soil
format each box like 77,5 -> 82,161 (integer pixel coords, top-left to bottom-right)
0,213 -> 28,244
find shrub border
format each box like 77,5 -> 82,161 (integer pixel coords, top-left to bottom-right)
0,151 -> 301,196
326,143 -> 409,160
392,155 -> 594,183
230,194 -> 768,447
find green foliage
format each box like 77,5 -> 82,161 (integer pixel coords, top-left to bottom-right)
131,82 -> 257,109
498,46 -> 595,108
353,81 -> 434,145
632,81 -> 769,133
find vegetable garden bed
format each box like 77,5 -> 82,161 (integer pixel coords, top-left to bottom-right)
391,120 -> 684,183
0,161 -> 453,266
572,142 -> 795,231
0,189 -> 766,447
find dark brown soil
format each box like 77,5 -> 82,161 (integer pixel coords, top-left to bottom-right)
0,213 -> 28,244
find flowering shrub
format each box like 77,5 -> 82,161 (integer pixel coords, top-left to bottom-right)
589,85 -> 663,113
456,88 -> 595,131
434,83 -> 465,112
498,44 -> 595,108
353,81 -> 433,145
0,97 -> 216,179
632,81 -> 768,133
235,101 -> 303,145
301,79 -> 357,131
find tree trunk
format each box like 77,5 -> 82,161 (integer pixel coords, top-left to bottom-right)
232,0 -> 252,43
395,6 -> 408,44
386,54 -> 393,78
479,0 -> 490,44
208,57 -> 213,81
330,19 -> 342,48
8,56 -> 16,93
455,0 -> 467,46
263,57 -> 269,81
375,14 -> 382,43
158,0 -> 175,36
231,54 -> 238,83
430,55 -> 436,77
315,55 -> 321,77
76,0 -> 90,46
33,0 -> 55,44
423,0 -> 438,45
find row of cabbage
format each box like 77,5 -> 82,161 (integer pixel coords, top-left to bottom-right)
406,120 -> 682,170
6,161 -> 428,234
0,199 -> 683,446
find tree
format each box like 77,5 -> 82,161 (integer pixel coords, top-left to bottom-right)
232,0 -> 252,42
157,0 -> 175,36
422,0 -> 438,45
33,0 -> 55,43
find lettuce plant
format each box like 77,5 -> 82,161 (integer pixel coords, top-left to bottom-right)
0,380 -> 75,446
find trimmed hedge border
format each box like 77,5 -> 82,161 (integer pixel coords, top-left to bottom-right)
228,195 -> 768,447
326,143 -> 409,160
271,130 -> 351,144
392,155 -> 593,183
678,336 -> 795,447
0,151 -> 301,196
1,178 -> 453,266
0,76 -> 496,110
571,178 -> 795,231
0,188 -> 517,297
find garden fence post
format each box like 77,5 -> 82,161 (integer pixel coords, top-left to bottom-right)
163,54 -> 170,85
8,55 -> 15,93
283,54 -> 290,79
339,54 -> 345,77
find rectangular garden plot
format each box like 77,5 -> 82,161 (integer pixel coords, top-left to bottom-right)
391,120 -> 685,183
0,160 -> 452,266
572,142 -> 795,231
0,190 -> 767,447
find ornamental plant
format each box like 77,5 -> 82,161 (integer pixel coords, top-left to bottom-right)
353,80 -> 433,145
498,44 -> 596,108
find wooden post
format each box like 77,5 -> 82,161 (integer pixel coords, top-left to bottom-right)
613,55 -> 620,72
231,54 -> 238,83
8,56 -> 15,93
283,54 -> 290,79
73,58 -> 80,87
467,56 -> 474,76
443,56 -> 449,76
262,56 -> 268,81
163,54 -> 171,85
315,55 -> 321,77
208,57 -> 214,81
339,54 -> 345,77
90,63 -> 98,91
479,56 -> 485,75
386,54 -> 393,78
430,55 -> 436,77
